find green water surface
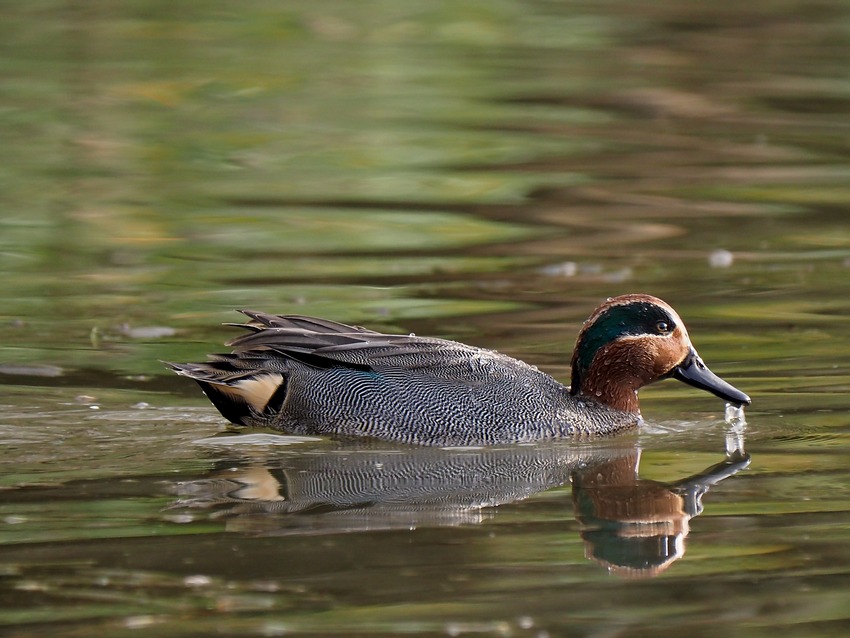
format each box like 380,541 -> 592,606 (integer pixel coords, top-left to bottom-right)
2,1 -> 850,636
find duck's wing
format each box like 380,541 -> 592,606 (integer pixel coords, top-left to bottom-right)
230,310 -> 383,336
222,311 -> 507,376
168,311 -> 548,430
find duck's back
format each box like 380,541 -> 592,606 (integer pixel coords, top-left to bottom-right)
170,312 -> 636,445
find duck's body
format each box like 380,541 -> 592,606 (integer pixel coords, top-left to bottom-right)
176,319 -> 632,446
170,294 -> 750,446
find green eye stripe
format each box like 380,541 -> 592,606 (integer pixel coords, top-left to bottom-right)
574,302 -> 676,377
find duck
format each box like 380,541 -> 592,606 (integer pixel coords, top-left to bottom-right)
168,294 -> 750,446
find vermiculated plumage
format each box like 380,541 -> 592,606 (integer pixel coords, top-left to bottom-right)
169,311 -> 636,445
169,296 -> 750,446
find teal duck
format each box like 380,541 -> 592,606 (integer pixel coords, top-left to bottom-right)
169,294 -> 750,446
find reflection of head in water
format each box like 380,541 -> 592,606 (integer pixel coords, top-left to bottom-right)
571,450 -> 749,578
572,453 -> 687,577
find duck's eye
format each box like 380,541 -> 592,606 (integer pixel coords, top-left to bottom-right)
655,320 -> 671,334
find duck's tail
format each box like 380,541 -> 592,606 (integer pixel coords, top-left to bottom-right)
166,360 -> 288,426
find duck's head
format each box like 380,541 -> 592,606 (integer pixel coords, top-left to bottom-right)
570,294 -> 750,413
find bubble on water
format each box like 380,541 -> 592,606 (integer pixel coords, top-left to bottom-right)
184,574 -> 212,587
445,622 -> 512,636
539,261 -> 577,277
120,325 -> 177,339
709,249 -> 734,268
124,616 -> 159,629
261,622 -> 290,637
518,616 -> 535,629
15,580 -> 48,592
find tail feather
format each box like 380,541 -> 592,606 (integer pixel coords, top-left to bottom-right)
168,310 -> 386,427
166,362 -> 288,426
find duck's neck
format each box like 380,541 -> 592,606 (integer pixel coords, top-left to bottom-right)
575,374 -> 641,413
571,343 -> 648,414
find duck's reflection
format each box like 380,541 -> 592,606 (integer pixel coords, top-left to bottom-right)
572,449 -> 748,576
170,429 -> 749,577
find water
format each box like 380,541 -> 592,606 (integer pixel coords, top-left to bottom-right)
3,1 -> 850,636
